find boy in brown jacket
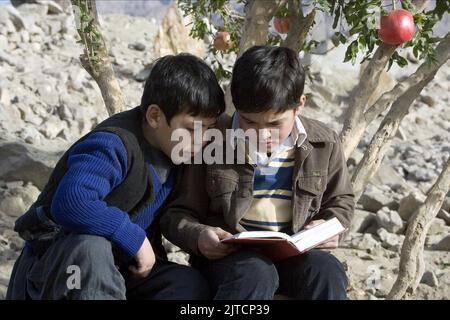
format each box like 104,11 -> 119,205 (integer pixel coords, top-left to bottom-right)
161,45 -> 355,300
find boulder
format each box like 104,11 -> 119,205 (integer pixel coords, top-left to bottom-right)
0,140 -> 61,189
398,192 -> 425,221
359,186 -> 393,213
420,271 -> 439,288
0,5 -> 27,31
433,235 -> 450,251
376,208 -> 404,234
350,209 -> 377,234
376,228 -> 405,252
399,192 -> 450,225
348,233 -> 381,252
153,3 -> 206,58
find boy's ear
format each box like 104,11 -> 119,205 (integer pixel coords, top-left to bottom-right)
294,95 -> 306,116
145,104 -> 161,129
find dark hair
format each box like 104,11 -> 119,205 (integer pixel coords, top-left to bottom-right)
231,45 -> 305,113
140,53 -> 225,123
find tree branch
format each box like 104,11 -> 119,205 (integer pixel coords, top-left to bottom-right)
339,0 -> 431,159
71,0 -> 125,116
364,31 -> 450,124
281,0 -> 316,52
351,71 -> 437,201
388,156 -> 450,299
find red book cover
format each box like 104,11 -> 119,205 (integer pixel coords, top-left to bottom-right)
221,218 -> 347,261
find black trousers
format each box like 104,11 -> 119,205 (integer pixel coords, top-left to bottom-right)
6,233 -> 210,300
194,248 -> 348,300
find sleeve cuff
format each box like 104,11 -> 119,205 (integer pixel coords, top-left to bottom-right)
111,215 -> 146,258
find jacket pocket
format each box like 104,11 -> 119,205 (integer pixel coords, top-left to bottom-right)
206,171 -> 239,217
296,172 -> 327,197
294,173 -> 327,224
206,174 -> 239,197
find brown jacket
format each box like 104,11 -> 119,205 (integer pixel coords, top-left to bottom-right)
160,115 -> 355,255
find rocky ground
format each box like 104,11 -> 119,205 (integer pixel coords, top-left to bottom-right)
0,2 -> 449,300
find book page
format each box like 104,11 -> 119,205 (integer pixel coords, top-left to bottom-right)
223,230 -> 293,242
293,218 -> 345,252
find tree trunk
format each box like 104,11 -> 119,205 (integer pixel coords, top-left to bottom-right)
281,0 -> 316,52
351,71 -> 437,201
388,156 -> 450,299
225,0 -> 284,115
238,0 -> 284,57
340,44 -> 396,159
71,0 -> 125,116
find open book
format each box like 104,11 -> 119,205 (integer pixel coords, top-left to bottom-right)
221,217 -> 347,261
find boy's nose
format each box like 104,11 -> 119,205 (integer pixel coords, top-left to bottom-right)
259,128 -> 271,141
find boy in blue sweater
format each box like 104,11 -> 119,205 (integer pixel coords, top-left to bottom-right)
6,54 -> 225,300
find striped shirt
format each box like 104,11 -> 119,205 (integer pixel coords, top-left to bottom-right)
231,113 -> 308,231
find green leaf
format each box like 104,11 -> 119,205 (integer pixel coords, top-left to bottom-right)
344,40 -> 358,64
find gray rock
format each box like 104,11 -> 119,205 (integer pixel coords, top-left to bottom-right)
407,167 -> 435,182
37,0 -> 64,14
0,34 -> 8,51
376,228 -> 405,252
0,194 -> 27,217
36,80 -> 59,107
0,210 -> 15,229
128,42 -> 146,51
47,18 -> 62,35
371,163 -> 409,190
420,271 -> 439,287
434,235 -> 450,251
57,104 -> 73,121
134,67 -> 152,82
442,197 -> 450,212
398,192 -> 425,221
0,15 -> 16,35
19,125 -> 44,145
0,140 -> 61,189
376,208 -> 404,234
359,186 -> 393,213
350,209 -> 377,234
0,96 -> 24,133
428,218 -> 449,236
18,104 -> 43,126
1,5 -> 27,31
348,233 -> 381,251
0,50 -> 18,66
16,3 -> 48,24
419,95 -> 436,107
437,209 -> 450,226
39,115 -> 67,139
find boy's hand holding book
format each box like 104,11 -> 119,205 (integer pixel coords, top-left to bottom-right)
221,217 -> 346,261
304,219 -> 339,249
198,227 -> 237,259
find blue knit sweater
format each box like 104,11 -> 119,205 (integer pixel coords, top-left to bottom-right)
50,131 -> 174,259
